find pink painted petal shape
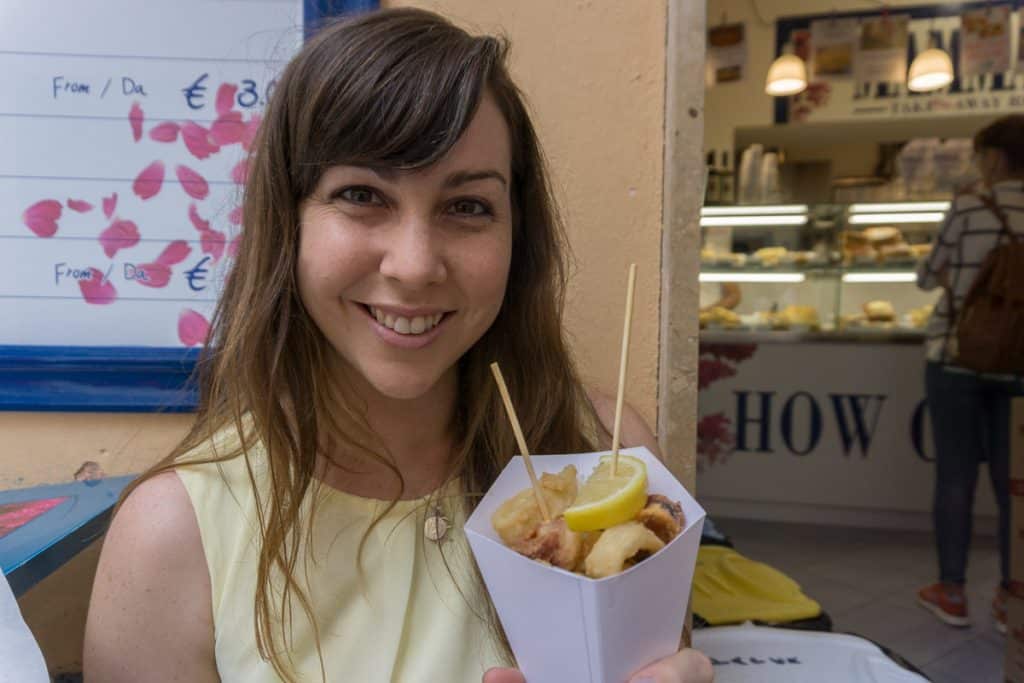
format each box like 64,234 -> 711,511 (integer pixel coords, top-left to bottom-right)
230,159 -> 249,185
156,240 -> 191,266
215,83 -> 238,116
199,229 -> 226,260
228,205 -> 243,225
241,113 -> 261,151
22,199 -> 62,237
188,203 -> 210,232
129,102 -> 143,142
149,121 -> 179,143
102,193 -> 118,219
210,111 -> 244,146
175,164 -> 209,200
66,198 -> 93,213
133,263 -> 171,288
181,121 -> 219,160
133,161 -> 165,200
178,308 -> 210,347
227,233 -> 241,258
79,268 -> 117,304
99,220 -> 140,258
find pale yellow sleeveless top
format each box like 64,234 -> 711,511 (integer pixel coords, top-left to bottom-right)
176,436 -> 508,683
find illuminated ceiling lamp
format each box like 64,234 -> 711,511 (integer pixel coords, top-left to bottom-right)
765,53 -> 807,96
908,47 -> 954,92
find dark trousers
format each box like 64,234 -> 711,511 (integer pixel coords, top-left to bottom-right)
925,361 -> 1024,587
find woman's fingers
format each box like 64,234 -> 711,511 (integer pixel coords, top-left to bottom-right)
482,667 -> 527,683
628,648 -> 714,683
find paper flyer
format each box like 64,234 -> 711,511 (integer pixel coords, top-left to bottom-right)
810,18 -> 858,79
707,23 -> 746,85
853,15 -> 909,83
960,5 -> 1012,78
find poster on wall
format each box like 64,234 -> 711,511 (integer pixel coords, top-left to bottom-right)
810,17 -> 858,79
788,29 -> 832,123
707,23 -> 746,85
960,5 -> 1012,78
0,0 -> 303,349
853,15 -> 909,83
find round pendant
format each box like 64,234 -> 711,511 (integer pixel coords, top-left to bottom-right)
424,508 -> 450,543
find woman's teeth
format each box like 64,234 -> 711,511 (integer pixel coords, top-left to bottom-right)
368,307 -> 444,335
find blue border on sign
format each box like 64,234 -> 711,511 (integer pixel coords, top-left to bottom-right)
2,0 -> 378,413
773,0 -> 1012,124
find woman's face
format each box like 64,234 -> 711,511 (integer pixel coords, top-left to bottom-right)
297,94 -> 513,402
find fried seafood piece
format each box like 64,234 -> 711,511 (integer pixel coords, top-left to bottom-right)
491,465 -> 578,547
512,517 -> 583,570
584,521 -> 665,579
636,494 -> 684,543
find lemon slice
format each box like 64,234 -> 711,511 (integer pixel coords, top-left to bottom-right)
563,455 -> 647,532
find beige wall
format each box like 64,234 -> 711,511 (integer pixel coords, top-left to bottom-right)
386,0 -> 667,427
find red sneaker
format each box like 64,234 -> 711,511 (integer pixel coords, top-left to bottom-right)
994,587 -> 1008,635
917,582 -> 970,627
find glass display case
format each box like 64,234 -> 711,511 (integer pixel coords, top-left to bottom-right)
699,202 -> 946,339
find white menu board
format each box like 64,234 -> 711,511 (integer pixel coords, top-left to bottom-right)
0,0 -> 303,347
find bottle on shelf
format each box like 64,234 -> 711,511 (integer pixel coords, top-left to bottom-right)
719,150 -> 735,205
704,150 -> 721,205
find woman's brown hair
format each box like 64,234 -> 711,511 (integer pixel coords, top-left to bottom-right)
120,7 -> 604,682
974,114 -> 1024,173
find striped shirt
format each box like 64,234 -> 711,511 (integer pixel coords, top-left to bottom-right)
917,179 -> 1024,363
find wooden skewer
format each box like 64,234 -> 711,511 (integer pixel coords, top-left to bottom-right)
490,362 -> 551,521
611,263 -> 638,476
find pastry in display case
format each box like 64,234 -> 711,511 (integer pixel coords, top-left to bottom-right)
699,201 -> 947,339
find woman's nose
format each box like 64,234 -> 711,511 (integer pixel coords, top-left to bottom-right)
378,215 -> 447,288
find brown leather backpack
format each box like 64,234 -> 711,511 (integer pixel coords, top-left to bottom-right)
953,193 -> 1024,374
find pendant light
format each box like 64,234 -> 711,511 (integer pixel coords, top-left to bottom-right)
908,32 -> 953,93
765,52 -> 807,96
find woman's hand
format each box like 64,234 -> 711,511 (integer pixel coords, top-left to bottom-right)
482,647 -> 714,683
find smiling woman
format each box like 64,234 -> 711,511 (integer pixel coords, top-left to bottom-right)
82,7 -> 709,683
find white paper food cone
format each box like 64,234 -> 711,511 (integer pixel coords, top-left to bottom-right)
465,446 -> 706,683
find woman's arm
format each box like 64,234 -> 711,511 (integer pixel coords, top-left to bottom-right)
917,204 -> 960,291
84,471 -> 219,683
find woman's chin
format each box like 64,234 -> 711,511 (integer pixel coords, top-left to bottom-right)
366,372 -> 446,402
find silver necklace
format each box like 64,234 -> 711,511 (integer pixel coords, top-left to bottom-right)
423,504 -> 450,543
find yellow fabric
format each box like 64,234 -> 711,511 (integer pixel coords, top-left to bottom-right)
176,436 -> 506,683
691,545 -> 821,626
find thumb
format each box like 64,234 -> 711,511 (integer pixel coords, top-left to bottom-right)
482,667 -> 527,683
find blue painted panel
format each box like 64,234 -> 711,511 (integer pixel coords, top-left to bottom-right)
0,476 -> 134,596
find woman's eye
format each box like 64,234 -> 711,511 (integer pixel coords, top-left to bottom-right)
449,199 -> 491,217
337,186 -> 384,206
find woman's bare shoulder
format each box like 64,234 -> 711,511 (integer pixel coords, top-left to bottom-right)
85,470 -> 218,682
584,386 -> 661,457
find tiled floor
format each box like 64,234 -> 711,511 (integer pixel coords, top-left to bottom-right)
716,517 -> 1004,683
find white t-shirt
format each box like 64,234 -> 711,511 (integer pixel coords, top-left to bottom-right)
0,573 -> 48,683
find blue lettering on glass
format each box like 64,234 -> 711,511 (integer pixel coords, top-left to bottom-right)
122,77 -> 147,96
123,263 -> 149,282
183,73 -> 208,110
734,391 -> 774,453
185,256 -> 211,292
51,76 -> 90,99
829,394 -> 887,457
709,655 -> 803,667
237,79 -> 259,108
911,399 -> 935,463
54,262 -> 93,285
780,391 -> 822,456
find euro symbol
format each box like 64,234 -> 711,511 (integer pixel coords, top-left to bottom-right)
183,73 -> 209,110
185,256 -> 211,292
